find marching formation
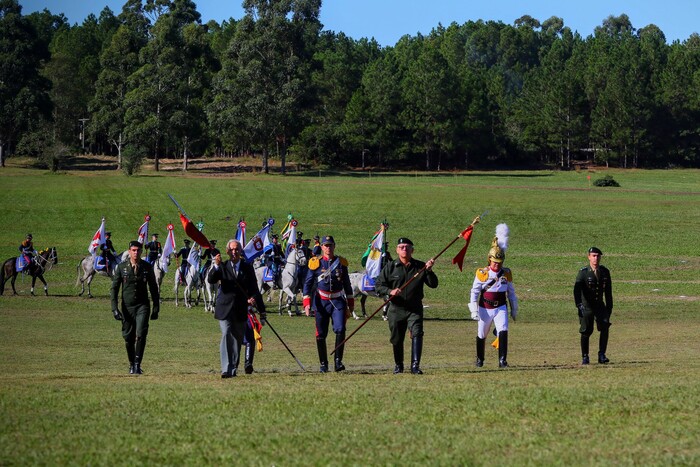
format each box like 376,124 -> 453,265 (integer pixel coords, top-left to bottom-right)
4,203 -> 614,378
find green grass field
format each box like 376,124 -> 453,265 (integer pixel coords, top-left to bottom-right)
1,161 -> 699,465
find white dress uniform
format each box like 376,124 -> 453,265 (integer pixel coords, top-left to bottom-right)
469,266 -> 518,339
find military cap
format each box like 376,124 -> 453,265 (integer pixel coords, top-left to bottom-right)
129,240 -> 143,249
26,233 -> 33,239
210,239 -> 217,245
321,235 -> 335,245
152,233 -> 159,237
106,231 -> 111,236
271,234 -> 279,239
184,239 -> 191,244
588,246 -> 603,255
397,237 -> 414,246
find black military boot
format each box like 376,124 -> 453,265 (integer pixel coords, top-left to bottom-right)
498,331 -> 509,368
598,328 -> 610,363
126,341 -> 136,374
317,339 -> 329,373
244,343 -> 255,374
476,337 -> 485,367
410,336 -> 423,374
581,335 -> 590,365
133,355 -> 143,375
393,344 -> 404,374
334,333 -> 346,372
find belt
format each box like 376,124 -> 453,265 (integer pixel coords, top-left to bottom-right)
317,289 -> 344,300
481,292 -> 506,309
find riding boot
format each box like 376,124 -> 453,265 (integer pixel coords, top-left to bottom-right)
598,328 -> 610,363
317,339 -> 328,373
393,344 -> 404,374
134,336 -> 146,374
126,341 -> 136,374
244,343 -> 255,374
334,332 -> 346,372
410,335 -> 423,374
581,335 -> 590,364
476,337 -> 485,367
498,331 -> 509,368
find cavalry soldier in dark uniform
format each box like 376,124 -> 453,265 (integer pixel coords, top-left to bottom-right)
265,234 -> 284,281
144,233 -> 162,265
303,236 -> 355,373
175,239 -> 192,284
101,231 -> 117,266
110,241 -> 160,375
18,233 -> 35,270
200,239 -> 220,282
574,247 -> 613,365
375,237 -> 438,374
312,235 -> 321,256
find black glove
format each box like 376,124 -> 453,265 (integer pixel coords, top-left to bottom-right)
112,309 -> 123,321
259,311 -> 267,322
151,305 -> 160,320
576,304 -> 584,318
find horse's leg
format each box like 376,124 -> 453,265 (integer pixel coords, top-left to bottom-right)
86,274 -> 94,298
362,295 -> 368,318
11,272 -> 19,295
36,274 -> 48,296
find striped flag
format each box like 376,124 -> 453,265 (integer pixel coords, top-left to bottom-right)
160,223 -> 176,272
361,223 -> 386,279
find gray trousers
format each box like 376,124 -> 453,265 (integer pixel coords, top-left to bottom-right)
219,318 -> 246,375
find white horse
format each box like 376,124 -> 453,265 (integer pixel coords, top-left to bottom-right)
174,249 -> 201,308
153,255 -> 169,300
349,272 -> 390,321
76,251 -> 128,298
201,263 -> 217,313
255,247 -> 307,316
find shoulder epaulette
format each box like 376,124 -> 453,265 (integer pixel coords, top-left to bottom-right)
308,256 -> 321,270
503,267 -> 512,281
476,268 -> 489,281
339,256 -> 349,267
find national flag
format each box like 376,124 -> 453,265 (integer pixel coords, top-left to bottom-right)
137,214 -> 151,244
361,224 -> 385,279
187,243 -> 200,268
279,213 -> 294,253
243,222 -> 272,262
451,225 -> 474,272
247,309 -> 263,352
160,223 -> 176,273
179,212 -> 211,249
88,218 -> 106,256
236,219 -> 247,246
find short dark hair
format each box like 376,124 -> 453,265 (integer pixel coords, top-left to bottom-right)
129,241 -> 143,249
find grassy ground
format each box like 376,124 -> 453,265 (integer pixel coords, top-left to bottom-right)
1,161 -> 699,465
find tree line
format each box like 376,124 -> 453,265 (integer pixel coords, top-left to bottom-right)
2,0 -> 699,172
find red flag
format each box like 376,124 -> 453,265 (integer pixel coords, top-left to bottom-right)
179,212 -> 211,249
451,225 -> 474,272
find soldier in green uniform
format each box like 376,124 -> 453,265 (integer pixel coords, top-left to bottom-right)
375,237 -> 437,374
574,247 -> 613,365
111,241 -> 160,374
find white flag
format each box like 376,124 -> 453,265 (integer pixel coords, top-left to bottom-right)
137,217 -> 150,244
243,223 -> 271,262
88,218 -> 106,256
160,224 -> 176,273
285,220 -> 297,258
187,245 -> 200,268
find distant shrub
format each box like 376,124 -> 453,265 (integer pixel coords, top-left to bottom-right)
593,175 -> 620,187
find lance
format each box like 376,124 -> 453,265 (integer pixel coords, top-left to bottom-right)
331,213 -> 485,356
167,193 -> 189,219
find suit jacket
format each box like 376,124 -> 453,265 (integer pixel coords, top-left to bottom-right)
208,259 -> 266,321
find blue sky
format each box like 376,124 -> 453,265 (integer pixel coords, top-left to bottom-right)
20,0 -> 699,45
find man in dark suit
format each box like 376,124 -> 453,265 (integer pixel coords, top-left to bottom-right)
208,239 -> 267,378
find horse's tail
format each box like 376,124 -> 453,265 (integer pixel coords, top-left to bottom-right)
0,261 -> 6,295
76,258 -> 84,286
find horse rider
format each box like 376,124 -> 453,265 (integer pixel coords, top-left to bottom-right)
312,235 -> 321,256
101,231 -> 117,267
19,233 -> 35,270
265,234 -> 284,281
200,240 -> 220,282
144,233 -> 162,265
175,239 -> 192,284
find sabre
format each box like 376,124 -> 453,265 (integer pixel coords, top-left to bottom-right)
331,213 -> 485,355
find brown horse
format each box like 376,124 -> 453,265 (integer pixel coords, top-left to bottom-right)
1,247 -> 58,296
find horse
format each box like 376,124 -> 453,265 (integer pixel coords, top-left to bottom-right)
1,247 -> 58,296
153,255 -> 169,300
349,272 -> 390,321
174,249 -> 201,308
200,263 -> 218,313
254,247 -> 307,316
76,251 -> 128,298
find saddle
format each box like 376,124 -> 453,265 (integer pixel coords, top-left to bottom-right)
361,273 -> 376,292
16,256 -> 32,273
262,266 -> 275,282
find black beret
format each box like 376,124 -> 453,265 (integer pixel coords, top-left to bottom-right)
397,237 -> 414,246
588,247 -> 603,255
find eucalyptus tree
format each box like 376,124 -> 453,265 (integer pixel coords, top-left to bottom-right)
124,0 -> 213,171
0,0 -> 52,166
209,0 -> 321,174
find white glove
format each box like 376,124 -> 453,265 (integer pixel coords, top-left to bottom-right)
468,302 -> 478,321
510,306 -> 518,321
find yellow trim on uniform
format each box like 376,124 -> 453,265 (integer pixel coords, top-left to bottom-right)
339,256 -> 348,267
476,268 -> 489,282
308,256 -> 321,270
503,268 -> 512,282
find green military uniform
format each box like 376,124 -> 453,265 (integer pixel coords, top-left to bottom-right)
574,263 -> 613,362
375,256 -> 438,373
111,259 -> 160,374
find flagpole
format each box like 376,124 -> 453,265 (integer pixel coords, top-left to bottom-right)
331,215 -> 483,356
